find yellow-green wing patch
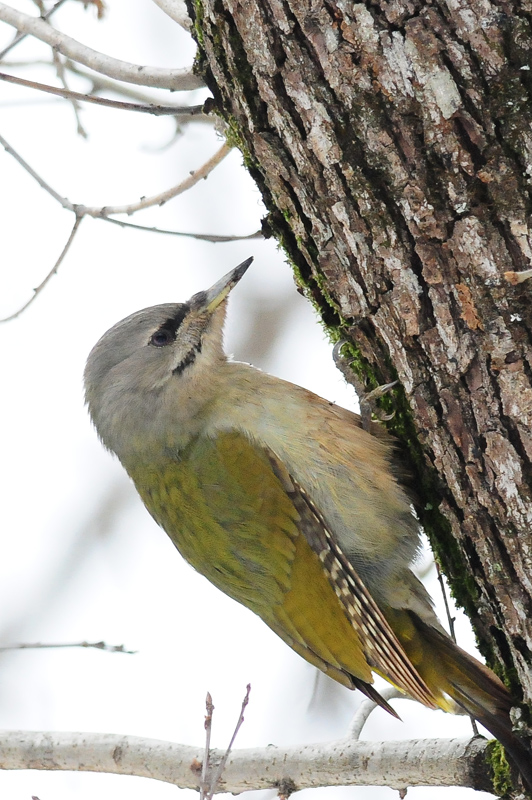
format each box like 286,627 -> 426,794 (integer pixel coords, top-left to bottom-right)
128,429 -> 434,703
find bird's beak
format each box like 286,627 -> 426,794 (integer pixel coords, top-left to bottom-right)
195,257 -> 253,314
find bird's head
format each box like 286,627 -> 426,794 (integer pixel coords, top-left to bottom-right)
84,257 -> 253,456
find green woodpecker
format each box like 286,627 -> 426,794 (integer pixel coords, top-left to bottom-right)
85,258 -> 532,789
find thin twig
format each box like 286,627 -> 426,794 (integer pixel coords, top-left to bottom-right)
206,684 -> 251,799
52,50 -> 87,137
150,0 -> 191,31
1,59 -> 210,119
0,0 -> 68,60
0,132 -> 232,217
64,60 -> 211,120
0,70 -> 205,116
347,687 -> 404,740
200,693 -> 214,800
0,97 -> 61,107
0,640 -> 136,654
82,142 -> 232,216
435,562 -> 456,641
0,2 -> 203,90
435,563 -> 479,736
0,130 -> 74,208
105,216 -> 263,242
0,133 -> 238,317
0,215 -> 82,322
0,59 -> 55,67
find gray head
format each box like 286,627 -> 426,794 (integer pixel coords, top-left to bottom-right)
84,257 -> 252,458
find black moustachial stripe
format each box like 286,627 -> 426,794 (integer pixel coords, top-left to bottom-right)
173,340 -> 202,376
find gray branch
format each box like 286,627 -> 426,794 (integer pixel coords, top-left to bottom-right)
150,0 -> 192,31
0,3 -> 203,90
0,731 -> 493,793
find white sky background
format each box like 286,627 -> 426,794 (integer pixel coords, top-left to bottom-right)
0,2 -> 495,799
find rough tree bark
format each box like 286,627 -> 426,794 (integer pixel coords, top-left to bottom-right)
188,0 -> 532,781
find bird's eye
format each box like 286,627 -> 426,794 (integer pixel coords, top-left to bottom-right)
150,328 -> 174,347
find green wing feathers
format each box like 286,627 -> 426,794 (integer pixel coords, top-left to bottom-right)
129,430 -> 403,690
131,431 -> 297,610
129,429 -> 459,712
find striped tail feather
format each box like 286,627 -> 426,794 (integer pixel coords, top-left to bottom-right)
413,616 -> 532,793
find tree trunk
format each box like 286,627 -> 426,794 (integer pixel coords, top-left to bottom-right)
188,0 -> 532,751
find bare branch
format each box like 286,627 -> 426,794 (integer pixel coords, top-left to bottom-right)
0,730 -> 494,792
206,684 -> 251,799
434,567 -> 479,739
0,70 -> 205,116
77,142 -> 232,216
52,49 -> 87,137
151,0 -> 192,31
0,215 -> 82,323
0,3 -> 204,90
0,59 -> 212,118
64,60 -> 211,119
435,562 -> 456,641
0,134 -> 236,317
0,130 -> 75,209
0,132 -> 232,218
200,692 -> 214,800
104,217 -> 263,242
347,687 -> 404,740
0,640 -> 136,654
0,0 -> 68,60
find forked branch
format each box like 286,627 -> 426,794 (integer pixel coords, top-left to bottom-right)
0,2 -> 203,90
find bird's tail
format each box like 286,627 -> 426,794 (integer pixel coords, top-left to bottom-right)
400,612 -> 532,793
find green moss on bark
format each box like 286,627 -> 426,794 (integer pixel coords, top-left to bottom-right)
486,739 -> 514,797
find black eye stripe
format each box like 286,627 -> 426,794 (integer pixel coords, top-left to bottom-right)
149,304 -> 189,346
